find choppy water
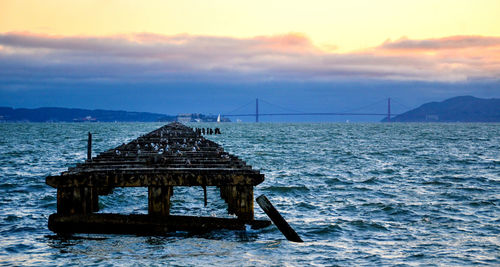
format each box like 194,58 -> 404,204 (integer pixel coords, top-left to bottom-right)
0,122 -> 499,266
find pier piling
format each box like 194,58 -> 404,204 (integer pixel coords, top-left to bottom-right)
87,132 -> 92,161
257,195 -> 303,242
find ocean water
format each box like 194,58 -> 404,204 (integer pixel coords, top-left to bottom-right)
0,122 -> 499,266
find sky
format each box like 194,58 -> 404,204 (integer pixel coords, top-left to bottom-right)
1,0 -> 499,121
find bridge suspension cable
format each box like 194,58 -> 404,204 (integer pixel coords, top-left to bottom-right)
221,98 -> 401,120
390,97 -> 417,111
222,100 -> 255,115
258,98 -> 305,113
337,98 -> 388,114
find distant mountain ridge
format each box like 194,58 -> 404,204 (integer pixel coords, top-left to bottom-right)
383,96 -> 500,122
0,107 -> 226,122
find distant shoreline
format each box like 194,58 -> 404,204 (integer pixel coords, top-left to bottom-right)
2,95 -> 499,123
381,96 -> 500,122
0,107 -> 228,123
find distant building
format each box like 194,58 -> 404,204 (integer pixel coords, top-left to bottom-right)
177,114 -> 193,123
73,116 -> 97,122
176,113 -> 231,123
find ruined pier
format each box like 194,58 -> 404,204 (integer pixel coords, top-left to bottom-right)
46,122 -> 270,235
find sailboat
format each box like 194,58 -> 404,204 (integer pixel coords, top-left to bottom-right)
217,114 -> 221,123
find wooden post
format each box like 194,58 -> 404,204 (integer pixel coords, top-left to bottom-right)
203,186 -> 207,207
148,186 -> 173,216
87,132 -> 92,161
256,195 -> 303,242
236,186 -> 254,222
221,186 -> 254,222
57,187 -> 95,215
91,188 -> 99,212
227,186 -> 237,215
220,186 -> 228,202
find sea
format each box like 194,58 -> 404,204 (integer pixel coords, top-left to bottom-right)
0,122 -> 498,266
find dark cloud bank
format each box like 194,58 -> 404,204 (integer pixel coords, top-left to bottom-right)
0,32 -> 499,121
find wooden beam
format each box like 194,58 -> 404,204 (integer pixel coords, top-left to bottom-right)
48,213 -> 271,235
46,170 -> 264,188
256,195 -> 303,242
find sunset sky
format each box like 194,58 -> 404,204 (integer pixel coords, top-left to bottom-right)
1,0 -> 499,120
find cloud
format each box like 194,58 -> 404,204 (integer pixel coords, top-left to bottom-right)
380,35 -> 500,50
0,32 -> 499,84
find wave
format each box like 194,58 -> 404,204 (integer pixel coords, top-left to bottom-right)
263,185 -> 310,193
308,224 -> 342,235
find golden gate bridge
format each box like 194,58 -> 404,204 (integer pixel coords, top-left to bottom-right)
222,98 -> 406,122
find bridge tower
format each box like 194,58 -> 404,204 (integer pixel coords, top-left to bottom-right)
387,97 -> 391,123
256,98 -> 259,123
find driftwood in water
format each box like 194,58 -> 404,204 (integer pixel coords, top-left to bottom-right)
256,195 -> 303,242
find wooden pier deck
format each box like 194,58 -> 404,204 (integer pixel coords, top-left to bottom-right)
46,122 -> 270,234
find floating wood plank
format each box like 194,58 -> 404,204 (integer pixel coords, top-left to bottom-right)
48,213 -> 271,235
256,195 -> 303,242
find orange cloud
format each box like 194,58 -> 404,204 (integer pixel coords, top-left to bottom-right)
0,32 -> 499,83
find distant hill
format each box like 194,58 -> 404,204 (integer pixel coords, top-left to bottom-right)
0,107 -> 227,122
0,107 -> 172,122
382,96 -> 500,122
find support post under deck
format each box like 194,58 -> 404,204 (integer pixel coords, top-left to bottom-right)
57,187 -> 98,215
220,185 -> 254,222
148,186 -> 173,216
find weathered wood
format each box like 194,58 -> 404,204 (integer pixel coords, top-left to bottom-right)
234,186 -> 254,221
78,158 -> 241,165
148,186 -> 173,216
57,187 -> 97,215
73,164 -> 250,170
87,132 -> 92,161
203,185 -> 207,207
96,187 -> 113,195
48,213 -> 271,235
91,188 -> 99,212
256,195 -> 303,242
226,186 -> 236,215
47,122 -> 267,235
46,170 -> 264,188
246,187 -> 254,219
